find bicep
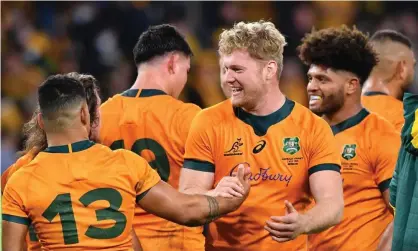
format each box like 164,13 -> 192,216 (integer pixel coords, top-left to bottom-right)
309,170 -> 343,204
179,168 -> 215,193
2,220 -> 28,251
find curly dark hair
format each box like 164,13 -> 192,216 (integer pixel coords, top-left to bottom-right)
21,72 -> 100,156
297,25 -> 378,84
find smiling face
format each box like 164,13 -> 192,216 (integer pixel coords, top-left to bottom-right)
220,49 -> 270,109
306,64 -> 350,116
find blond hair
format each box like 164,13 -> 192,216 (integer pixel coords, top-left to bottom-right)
218,20 -> 287,77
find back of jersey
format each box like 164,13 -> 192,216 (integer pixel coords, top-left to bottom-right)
99,89 -> 203,251
362,92 -> 404,131
2,141 -> 160,251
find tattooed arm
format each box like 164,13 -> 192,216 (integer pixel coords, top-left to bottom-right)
137,165 -> 251,226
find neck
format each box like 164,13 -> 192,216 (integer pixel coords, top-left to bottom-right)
46,128 -> 89,147
363,74 -> 402,99
131,67 -> 172,96
242,85 -> 286,116
322,99 -> 363,126
362,75 -> 390,95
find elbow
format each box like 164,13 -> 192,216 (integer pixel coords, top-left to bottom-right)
332,198 -> 344,226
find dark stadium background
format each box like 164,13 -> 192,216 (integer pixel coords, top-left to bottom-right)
1,1 -> 417,173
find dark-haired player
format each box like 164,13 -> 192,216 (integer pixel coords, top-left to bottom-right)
298,25 -> 400,251
362,29 -> 416,131
2,74 -> 251,251
99,24 -> 205,251
1,72 -> 102,251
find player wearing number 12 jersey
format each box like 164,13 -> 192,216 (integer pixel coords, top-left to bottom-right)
99,25 -> 203,251
2,74 -> 251,251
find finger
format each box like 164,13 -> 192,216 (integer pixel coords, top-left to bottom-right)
266,220 -> 295,232
244,166 -> 251,176
237,164 -> 245,183
264,226 -> 294,238
285,200 -> 297,214
218,192 -> 234,198
270,215 -> 295,224
226,188 -> 243,197
223,181 -> 245,194
222,177 -> 245,189
272,235 -> 291,243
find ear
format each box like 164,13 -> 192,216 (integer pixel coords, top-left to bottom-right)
80,103 -> 90,127
346,77 -> 360,95
396,60 -> 407,81
167,53 -> 176,75
265,60 -> 278,80
37,113 -> 45,130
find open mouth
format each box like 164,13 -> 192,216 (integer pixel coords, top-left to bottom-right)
231,87 -> 243,96
309,95 -> 322,105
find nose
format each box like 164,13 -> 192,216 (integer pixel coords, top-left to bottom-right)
223,69 -> 236,85
306,79 -> 319,93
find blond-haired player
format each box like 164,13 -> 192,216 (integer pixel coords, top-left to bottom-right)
179,20 -> 344,251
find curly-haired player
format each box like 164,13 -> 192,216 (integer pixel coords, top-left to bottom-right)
299,25 -> 400,251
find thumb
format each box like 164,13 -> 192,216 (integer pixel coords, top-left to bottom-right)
237,164 -> 245,183
285,200 -> 297,214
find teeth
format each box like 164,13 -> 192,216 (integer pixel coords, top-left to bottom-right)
232,88 -> 242,93
310,95 -> 322,101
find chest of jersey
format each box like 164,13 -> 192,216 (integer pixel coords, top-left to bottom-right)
334,129 -> 377,202
212,119 -> 311,195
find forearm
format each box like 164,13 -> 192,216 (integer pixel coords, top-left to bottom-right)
179,194 -> 238,227
377,221 -> 393,251
181,185 -> 211,195
301,199 -> 343,234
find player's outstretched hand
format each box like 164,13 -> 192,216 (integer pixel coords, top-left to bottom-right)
226,164 -> 251,210
264,200 -> 307,243
206,164 -> 251,198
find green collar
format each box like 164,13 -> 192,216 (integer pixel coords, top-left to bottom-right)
234,98 -> 295,136
363,91 -> 388,96
331,109 -> 370,135
121,89 -> 167,98
44,140 -> 95,153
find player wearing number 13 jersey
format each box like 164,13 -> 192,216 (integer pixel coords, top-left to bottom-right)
99,25 -> 203,251
2,74 -> 251,251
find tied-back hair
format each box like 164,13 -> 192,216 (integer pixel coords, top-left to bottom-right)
21,73 -> 101,157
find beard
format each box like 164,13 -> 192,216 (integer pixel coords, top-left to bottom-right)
311,91 -> 345,117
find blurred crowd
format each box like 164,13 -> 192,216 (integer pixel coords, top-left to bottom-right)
2,1 -> 418,171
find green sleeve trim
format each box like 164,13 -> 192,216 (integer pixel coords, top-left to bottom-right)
136,188 -> 152,203
3,214 -> 31,225
309,163 -> 341,176
378,178 -> 392,192
184,159 -> 215,173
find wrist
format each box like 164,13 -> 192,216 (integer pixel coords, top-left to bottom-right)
300,213 -> 312,234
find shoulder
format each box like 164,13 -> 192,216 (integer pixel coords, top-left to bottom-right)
172,99 -> 202,118
100,94 -> 123,113
290,101 -> 329,129
364,112 -> 398,134
190,99 -> 233,128
363,113 -> 400,148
